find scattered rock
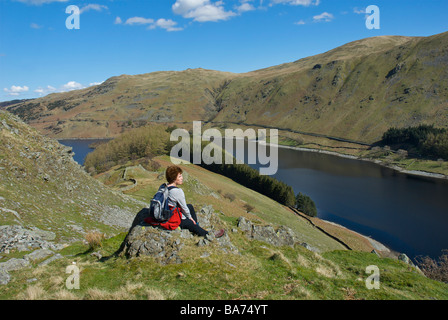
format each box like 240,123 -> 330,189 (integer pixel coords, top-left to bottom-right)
0,225 -> 62,253
24,249 -> 54,263
91,251 -> 102,260
38,253 -> 63,266
0,269 -> 10,285
0,258 -> 30,272
371,249 -> 380,257
237,217 -> 252,233
300,242 -> 319,252
398,253 -> 415,266
237,216 -> 301,248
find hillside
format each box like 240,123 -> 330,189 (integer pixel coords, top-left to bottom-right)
3,69 -> 238,139
0,110 -> 145,244
3,31 -> 448,146
214,32 -> 448,143
1,112 -> 447,299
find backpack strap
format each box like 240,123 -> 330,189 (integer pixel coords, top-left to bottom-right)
167,186 -> 181,216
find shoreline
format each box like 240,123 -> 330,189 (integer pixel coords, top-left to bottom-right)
319,218 -> 399,257
262,141 -> 448,181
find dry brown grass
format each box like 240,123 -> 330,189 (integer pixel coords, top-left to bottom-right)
85,231 -> 106,250
17,285 -> 47,300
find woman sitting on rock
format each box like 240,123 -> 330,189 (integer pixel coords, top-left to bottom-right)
165,165 -> 225,238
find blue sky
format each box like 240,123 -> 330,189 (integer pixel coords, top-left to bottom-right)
0,0 -> 447,102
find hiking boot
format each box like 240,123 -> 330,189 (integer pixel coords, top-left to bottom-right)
214,229 -> 225,238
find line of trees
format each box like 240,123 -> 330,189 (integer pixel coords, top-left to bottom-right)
382,124 -> 448,159
85,126 -> 317,211
84,125 -> 170,174
201,159 -> 296,207
295,192 -> 317,217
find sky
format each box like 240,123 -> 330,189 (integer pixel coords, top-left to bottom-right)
0,0 -> 447,102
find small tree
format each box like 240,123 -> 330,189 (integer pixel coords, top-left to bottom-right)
295,192 -> 317,217
416,250 -> 448,283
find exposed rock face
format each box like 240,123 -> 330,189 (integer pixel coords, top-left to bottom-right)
0,225 -> 62,254
237,216 -> 319,252
121,225 -> 185,265
119,205 -> 238,264
237,217 -> 297,247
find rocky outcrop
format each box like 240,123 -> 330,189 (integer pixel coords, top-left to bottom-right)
118,205 -> 238,264
0,225 -> 63,254
0,248 -> 64,285
237,216 -> 319,252
120,225 -> 185,265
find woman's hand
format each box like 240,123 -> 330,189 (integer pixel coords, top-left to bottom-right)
189,217 -> 197,225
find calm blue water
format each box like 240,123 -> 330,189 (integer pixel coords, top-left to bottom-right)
60,138 -> 448,261
58,139 -> 110,165
232,139 -> 448,261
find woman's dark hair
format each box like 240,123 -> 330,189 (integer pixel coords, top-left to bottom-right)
166,165 -> 183,184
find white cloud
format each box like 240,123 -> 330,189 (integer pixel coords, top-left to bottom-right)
79,4 -> 108,14
89,81 -> 104,86
114,16 -> 122,25
34,85 -> 56,96
124,16 -> 183,31
294,19 -> 306,25
125,17 -> 155,25
3,81 -> 104,99
172,0 -> 236,22
270,0 -> 320,6
236,2 -> 256,13
354,7 -> 366,15
150,19 -> 183,32
36,81 -> 102,96
313,12 -> 334,22
3,85 -> 29,96
14,0 -> 68,5
61,81 -> 84,92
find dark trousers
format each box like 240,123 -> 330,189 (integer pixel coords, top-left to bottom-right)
179,204 -> 208,237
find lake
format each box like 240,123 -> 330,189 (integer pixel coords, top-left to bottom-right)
60,138 -> 448,261
58,139 -> 110,167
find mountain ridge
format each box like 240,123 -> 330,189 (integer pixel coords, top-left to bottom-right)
3,31 -> 448,144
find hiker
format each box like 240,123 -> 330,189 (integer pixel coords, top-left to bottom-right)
165,165 -> 225,238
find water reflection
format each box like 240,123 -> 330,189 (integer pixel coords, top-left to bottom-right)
229,138 -> 448,260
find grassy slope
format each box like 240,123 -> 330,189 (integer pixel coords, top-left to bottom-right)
3,153 -> 447,300
0,110 -> 144,242
3,231 -> 448,300
97,156 -> 347,253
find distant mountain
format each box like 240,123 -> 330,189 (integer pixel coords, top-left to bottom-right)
4,31 -> 448,143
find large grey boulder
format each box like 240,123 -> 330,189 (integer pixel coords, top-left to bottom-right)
118,205 -> 237,264
237,217 -> 299,248
120,225 -> 184,265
